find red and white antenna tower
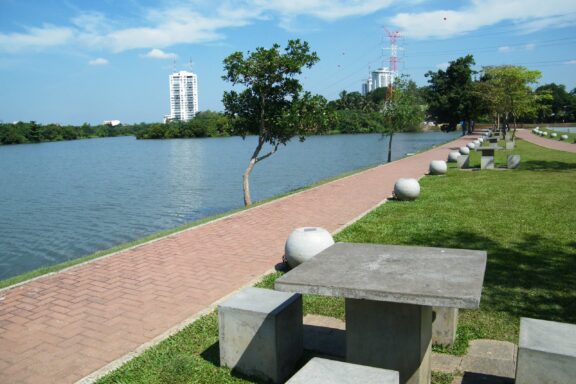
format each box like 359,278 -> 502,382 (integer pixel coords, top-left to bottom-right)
385,29 -> 401,99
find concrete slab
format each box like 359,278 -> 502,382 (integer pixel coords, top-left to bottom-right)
516,317 -> 576,384
431,352 -> 462,373
275,243 -> 487,309
287,357 -> 399,384
218,287 -> 303,383
461,340 -> 516,379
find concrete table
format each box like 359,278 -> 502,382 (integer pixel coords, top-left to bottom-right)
475,146 -> 503,169
275,243 -> 487,384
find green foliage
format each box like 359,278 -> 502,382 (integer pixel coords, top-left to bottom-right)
135,111 -> 231,139
477,65 -> 543,130
0,121 -> 144,145
380,77 -> 426,161
535,83 -> 576,123
425,55 -> 479,131
222,39 -> 330,205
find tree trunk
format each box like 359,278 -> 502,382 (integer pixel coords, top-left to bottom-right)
387,133 -> 394,163
242,157 -> 257,206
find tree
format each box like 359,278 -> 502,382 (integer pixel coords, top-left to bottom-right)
380,77 -> 425,162
222,40 -> 330,206
535,83 -> 576,123
477,65 -> 542,136
425,55 -> 479,132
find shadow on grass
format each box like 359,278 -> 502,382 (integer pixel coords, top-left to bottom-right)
522,160 -> 576,171
403,230 -> 576,323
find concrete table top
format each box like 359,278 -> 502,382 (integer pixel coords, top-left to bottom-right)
275,243 -> 487,309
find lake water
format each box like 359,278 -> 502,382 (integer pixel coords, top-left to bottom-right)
0,132 -> 458,280
548,127 -> 576,133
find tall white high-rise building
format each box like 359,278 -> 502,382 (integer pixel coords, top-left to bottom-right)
361,67 -> 395,95
169,70 -> 198,122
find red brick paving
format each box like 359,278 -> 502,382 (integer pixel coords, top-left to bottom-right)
0,134 -> 478,384
516,128 -> 576,153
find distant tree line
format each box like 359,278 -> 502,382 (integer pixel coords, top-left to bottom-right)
0,121 -> 144,145
134,111 -> 231,139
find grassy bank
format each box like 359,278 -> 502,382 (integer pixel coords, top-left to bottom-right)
96,139 -> 574,383
533,127 -> 576,143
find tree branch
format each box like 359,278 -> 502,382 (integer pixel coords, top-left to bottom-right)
255,143 -> 280,163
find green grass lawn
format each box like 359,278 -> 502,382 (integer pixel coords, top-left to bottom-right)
97,139 -> 575,383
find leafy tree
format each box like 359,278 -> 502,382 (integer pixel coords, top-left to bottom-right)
380,77 -> 425,162
535,83 -> 576,123
425,55 -> 479,132
477,65 -> 542,135
222,40 -> 330,206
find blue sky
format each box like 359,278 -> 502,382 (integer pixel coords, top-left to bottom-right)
1,0 -> 575,125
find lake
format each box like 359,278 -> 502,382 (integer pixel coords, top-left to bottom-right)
0,132 -> 459,280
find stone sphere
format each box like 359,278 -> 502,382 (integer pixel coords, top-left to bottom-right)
285,227 -> 334,269
478,137 -> 484,143
459,146 -> 470,155
429,160 -> 447,175
550,132 -> 557,138
447,151 -> 460,162
394,178 -> 421,201
467,142 -> 476,149
473,140 -> 481,147
560,134 -> 569,141
542,132 -> 548,136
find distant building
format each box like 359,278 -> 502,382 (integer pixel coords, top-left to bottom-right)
169,70 -> 198,122
361,67 -> 395,95
103,120 -> 121,126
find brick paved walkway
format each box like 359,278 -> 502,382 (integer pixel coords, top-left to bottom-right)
0,134 -> 477,384
516,129 -> 576,153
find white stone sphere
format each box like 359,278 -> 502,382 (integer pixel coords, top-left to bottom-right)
448,151 -> 460,162
542,132 -> 548,136
467,142 -> 476,149
429,160 -> 447,175
459,146 -> 470,155
560,134 -> 568,141
550,132 -> 557,138
285,227 -> 334,269
478,137 -> 484,143
394,178 -> 421,201
473,140 -> 481,147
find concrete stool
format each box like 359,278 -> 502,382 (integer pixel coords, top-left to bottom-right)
516,317 -> 576,384
287,357 -> 399,384
218,287 -> 303,383
457,154 -> 469,169
507,155 -> 521,169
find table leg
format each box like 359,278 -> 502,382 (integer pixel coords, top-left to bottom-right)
481,155 -> 494,169
346,299 -> 432,384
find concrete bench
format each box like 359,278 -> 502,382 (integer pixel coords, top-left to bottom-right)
515,317 -> 576,384
457,154 -> 469,169
287,357 -> 399,384
218,287 -> 303,383
507,155 -> 520,169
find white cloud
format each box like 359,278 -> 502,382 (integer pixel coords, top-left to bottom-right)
525,43 -> 536,51
251,0 -> 395,21
498,46 -> 512,53
143,48 -> 178,59
0,24 -> 74,52
565,60 -> 576,64
88,58 -> 109,65
390,0 -> 576,39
